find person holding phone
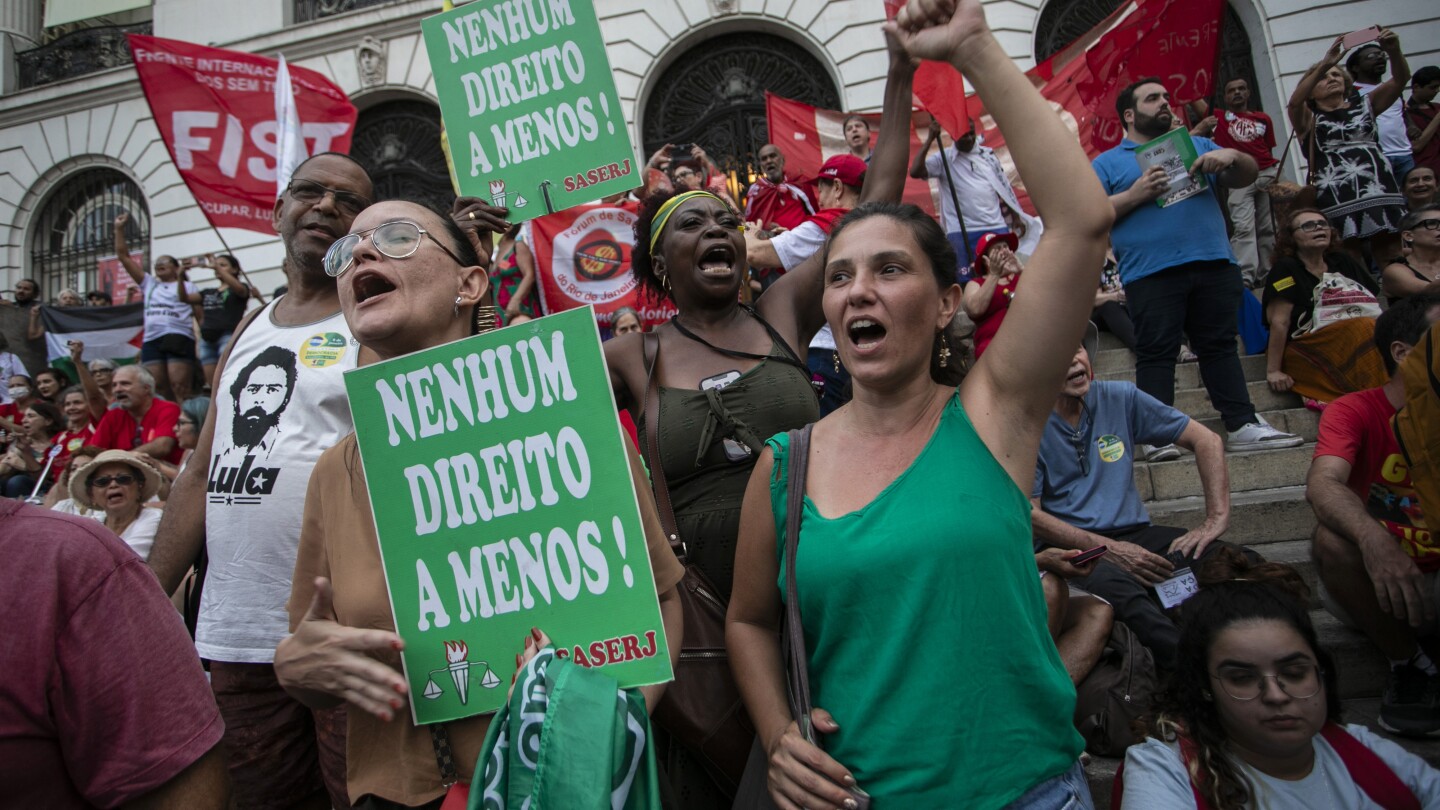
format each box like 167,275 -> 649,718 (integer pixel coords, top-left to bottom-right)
1031,325 -> 1242,672
192,253 -> 254,387
1288,30 -> 1410,264
728,0 -> 1113,804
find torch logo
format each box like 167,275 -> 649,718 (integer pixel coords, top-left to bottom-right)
422,640 -> 500,705
486,179 -> 528,210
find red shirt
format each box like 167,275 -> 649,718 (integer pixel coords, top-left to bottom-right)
92,398 -> 183,464
744,175 -> 818,231
1213,109 -> 1278,170
0,501 -> 223,807
1315,386 -> 1434,570
1409,101 -> 1440,176
49,425 -> 96,483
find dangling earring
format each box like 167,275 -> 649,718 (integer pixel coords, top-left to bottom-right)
453,296 -> 463,319
473,305 -> 499,334
659,273 -> 672,292
937,332 -> 952,368
832,350 -> 840,373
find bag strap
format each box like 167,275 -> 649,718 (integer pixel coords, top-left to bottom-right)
1274,125 -> 1298,177
1176,735 -> 1212,809
429,722 -> 460,786
1319,722 -> 1421,810
783,424 -> 815,742
642,332 -> 685,559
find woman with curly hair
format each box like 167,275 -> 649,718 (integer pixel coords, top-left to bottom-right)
1117,580 -> 1440,808
1261,206 -> 1386,406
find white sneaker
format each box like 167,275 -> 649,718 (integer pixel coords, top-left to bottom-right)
1226,418 -> 1304,452
1142,443 -> 1182,462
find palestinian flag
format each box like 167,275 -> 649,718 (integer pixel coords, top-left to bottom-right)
40,303 -> 143,363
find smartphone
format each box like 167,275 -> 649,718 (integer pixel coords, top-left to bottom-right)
1342,26 -> 1381,50
699,370 -> 741,391
1069,545 -> 1109,566
671,143 -> 694,156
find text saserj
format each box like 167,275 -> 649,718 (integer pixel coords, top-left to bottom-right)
421,0 -> 637,223
345,308 -> 670,724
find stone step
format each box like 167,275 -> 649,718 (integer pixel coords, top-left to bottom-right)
1174,379 -> 1304,421
1146,486 -> 1316,547
1083,698 -> 1440,807
1134,442 -> 1314,501
1096,350 -> 1270,389
1197,407 -> 1320,444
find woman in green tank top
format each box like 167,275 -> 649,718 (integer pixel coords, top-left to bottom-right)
727,2 -> 1116,807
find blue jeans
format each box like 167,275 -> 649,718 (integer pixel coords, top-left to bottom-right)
1124,260 -> 1257,431
1389,153 -> 1416,183
1003,761 -> 1094,809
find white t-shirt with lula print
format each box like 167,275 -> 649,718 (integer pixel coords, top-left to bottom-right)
141,275 -> 198,342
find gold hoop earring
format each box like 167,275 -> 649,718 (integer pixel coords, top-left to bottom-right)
474,306 -> 499,334
938,332 -> 952,368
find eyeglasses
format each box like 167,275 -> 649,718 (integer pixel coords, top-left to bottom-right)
323,221 -> 468,278
673,169 -> 697,179
91,474 -> 137,488
1412,218 -> 1440,232
1210,663 -> 1324,701
286,179 -> 371,217
1292,220 -> 1330,233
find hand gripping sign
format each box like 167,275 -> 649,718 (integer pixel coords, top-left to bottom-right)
421,0 -> 637,223
128,35 -> 357,233
344,308 -> 672,723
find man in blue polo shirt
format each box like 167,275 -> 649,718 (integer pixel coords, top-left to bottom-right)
1093,77 -> 1301,459
1032,326 -> 1238,669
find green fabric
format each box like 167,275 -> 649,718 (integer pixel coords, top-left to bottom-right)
635,346 -> 818,598
767,393 -> 1083,808
470,649 -> 661,810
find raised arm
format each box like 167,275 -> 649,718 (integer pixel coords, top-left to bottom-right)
210,257 -> 249,297
68,341 -> 109,422
858,30 -> 920,207
1288,37 -> 1345,137
910,119 -> 941,180
895,0 -> 1113,488
113,213 -> 146,286
1367,29 -> 1410,115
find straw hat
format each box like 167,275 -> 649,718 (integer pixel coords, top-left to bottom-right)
69,449 -> 162,509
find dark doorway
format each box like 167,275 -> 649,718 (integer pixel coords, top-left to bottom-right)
351,99 -> 454,212
642,32 -> 841,199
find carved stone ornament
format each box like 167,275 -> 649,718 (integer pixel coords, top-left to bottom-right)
357,36 -> 386,88
707,0 -> 738,16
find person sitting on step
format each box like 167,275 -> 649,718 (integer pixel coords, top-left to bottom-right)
1308,292 -> 1440,737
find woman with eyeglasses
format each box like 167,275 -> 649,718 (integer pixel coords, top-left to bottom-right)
67,449 -> 164,560
1261,207 -> 1387,406
274,199 -> 684,808
1382,206 -> 1440,304
0,400 -> 63,498
1117,580 -> 1440,808
149,396 -> 210,481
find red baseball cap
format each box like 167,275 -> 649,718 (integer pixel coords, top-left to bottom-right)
817,154 -> 867,189
973,231 -> 1020,269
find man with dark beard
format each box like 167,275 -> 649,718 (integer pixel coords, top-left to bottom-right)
1093,78 -> 1301,461
226,346 -> 297,458
147,152 -> 374,810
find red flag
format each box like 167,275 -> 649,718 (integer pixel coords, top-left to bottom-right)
764,92 -> 936,215
882,0 -> 973,139
127,35 -> 357,234
529,201 -> 677,331
960,0 -> 1223,213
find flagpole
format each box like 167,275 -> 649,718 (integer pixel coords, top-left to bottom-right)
936,132 -> 971,275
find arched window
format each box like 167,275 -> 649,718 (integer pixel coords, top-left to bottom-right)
29,168 -> 149,303
642,32 -> 840,200
1034,0 -> 1261,112
351,100 -> 454,213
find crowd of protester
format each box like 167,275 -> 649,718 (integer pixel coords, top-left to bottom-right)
6,1 -> 1440,808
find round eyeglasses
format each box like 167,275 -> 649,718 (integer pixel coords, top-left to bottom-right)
323,220 -> 468,278
1211,664 -> 1323,701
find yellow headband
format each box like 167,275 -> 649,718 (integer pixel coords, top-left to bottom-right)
648,190 -> 729,255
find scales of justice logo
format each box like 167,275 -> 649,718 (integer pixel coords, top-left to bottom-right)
422,640 -> 501,705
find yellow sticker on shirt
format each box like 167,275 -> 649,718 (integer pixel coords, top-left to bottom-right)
1272,276 -> 1296,291
1098,434 -> 1125,463
298,332 -> 348,368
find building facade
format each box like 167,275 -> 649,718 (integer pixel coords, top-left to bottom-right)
0,0 -> 1435,302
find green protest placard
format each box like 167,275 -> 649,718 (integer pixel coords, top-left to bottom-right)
345,307 -> 672,724
422,0 -> 637,222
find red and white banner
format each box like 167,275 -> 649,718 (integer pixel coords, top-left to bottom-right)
127,35 -> 357,233
764,93 -> 937,215
530,201 -> 677,331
